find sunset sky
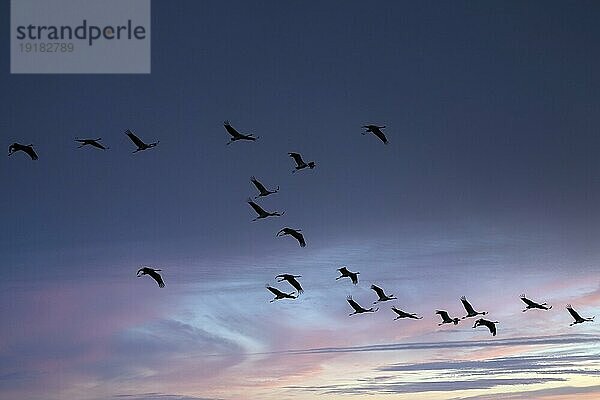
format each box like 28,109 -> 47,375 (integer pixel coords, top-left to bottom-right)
1,1 -> 599,399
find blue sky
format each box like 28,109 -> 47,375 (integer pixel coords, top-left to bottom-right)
1,1 -> 599,399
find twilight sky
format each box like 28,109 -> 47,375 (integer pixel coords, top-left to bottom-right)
1,1 -> 600,399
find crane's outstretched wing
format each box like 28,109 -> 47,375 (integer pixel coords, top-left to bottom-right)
224,121 -> 243,138
487,322 -> 497,336
247,199 -> 267,215
520,295 -> 543,308
347,296 -> 364,313
250,176 -> 269,193
147,270 -> 165,288
371,284 -> 385,298
338,267 -> 349,275
374,129 -> 388,144
436,310 -> 450,320
370,127 -> 388,144
288,152 -> 304,166
285,277 -> 303,293
567,305 -> 582,321
290,230 -> 306,247
392,307 -> 422,319
125,129 -> 146,147
266,286 -> 285,297
25,146 -> 39,160
474,319 -> 497,336
461,296 -> 477,314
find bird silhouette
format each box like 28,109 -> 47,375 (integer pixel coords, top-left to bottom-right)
125,129 -> 159,153
520,294 -> 552,312
436,310 -> 460,326
460,296 -> 487,319
224,121 -> 258,145
370,284 -> 396,303
566,304 -> 594,326
336,267 -> 359,285
8,143 -> 38,160
136,267 -> 165,288
276,274 -> 303,295
391,306 -> 422,320
362,124 -> 388,144
276,227 -> 306,247
247,198 -> 284,221
250,176 -> 279,198
288,152 -> 315,173
347,296 -> 378,316
266,285 -> 296,302
75,138 -> 109,150
473,318 -> 498,336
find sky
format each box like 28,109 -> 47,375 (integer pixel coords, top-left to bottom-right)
1,1 -> 600,399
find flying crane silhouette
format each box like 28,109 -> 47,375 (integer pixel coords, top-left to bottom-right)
391,307 -> 422,320
266,285 -> 296,302
276,274 -> 304,295
336,267 -> 359,285
362,124 -> 389,144
224,121 -> 258,145
347,296 -> 378,316
125,129 -> 159,153
136,267 -> 165,288
288,152 -> 315,173
250,176 -> 279,198
370,284 -> 396,303
460,296 -> 487,319
276,227 -> 306,247
473,318 -> 498,336
247,198 -> 284,221
520,294 -> 552,312
75,138 -> 109,150
566,304 -> 594,326
8,143 -> 38,160
436,310 -> 460,326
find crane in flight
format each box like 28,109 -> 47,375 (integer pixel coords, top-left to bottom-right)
566,304 -> 594,326
224,121 -> 258,144
473,318 -> 498,336
247,198 -> 284,221
8,143 -> 38,160
460,296 -> 487,319
136,267 -> 165,288
347,296 -> 378,316
520,294 -> 552,312
436,310 -> 460,326
336,267 -> 359,285
391,307 -> 422,320
75,138 -> 109,150
276,274 -> 304,295
276,227 -> 306,247
362,124 -> 389,144
288,152 -> 315,173
370,284 -> 396,303
125,129 -> 159,153
266,285 -> 296,302
250,176 -> 279,198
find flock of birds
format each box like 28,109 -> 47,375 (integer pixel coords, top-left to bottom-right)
8,122 -> 596,336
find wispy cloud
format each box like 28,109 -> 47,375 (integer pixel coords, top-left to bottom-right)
262,333 -> 600,356
379,353 -> 600,375
285,344 -> 600,396
287,378 -> 567,395
450,384 -> 600,400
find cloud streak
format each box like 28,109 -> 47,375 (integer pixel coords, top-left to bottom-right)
253,333 -> 600,356
287,378 -> 567,395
